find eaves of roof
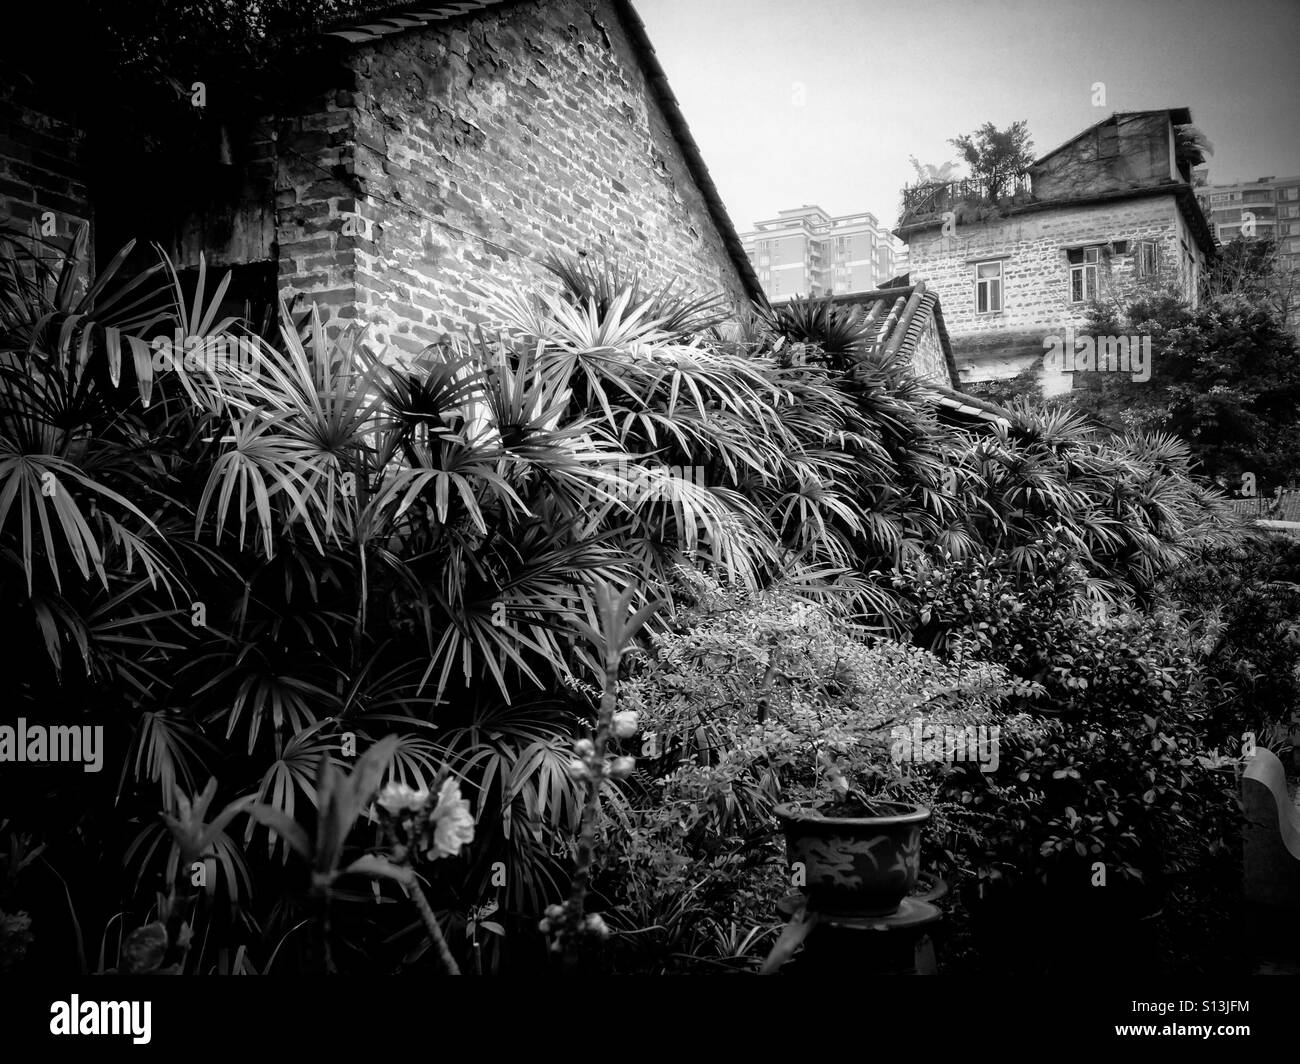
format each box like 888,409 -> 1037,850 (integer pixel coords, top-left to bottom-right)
317,0 -> 766,306
922,382 -> 1013,428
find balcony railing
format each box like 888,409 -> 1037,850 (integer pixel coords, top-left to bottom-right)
898,173 -> 1033,226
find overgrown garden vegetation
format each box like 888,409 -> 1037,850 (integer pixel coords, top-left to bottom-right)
0,232 -> 1294,975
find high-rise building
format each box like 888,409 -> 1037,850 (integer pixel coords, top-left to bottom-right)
740,205 -> 900,300
1196,174 -> 1300,267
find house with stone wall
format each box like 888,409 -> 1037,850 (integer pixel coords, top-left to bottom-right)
895,109 -> 1216,393
0,0 -> 763,362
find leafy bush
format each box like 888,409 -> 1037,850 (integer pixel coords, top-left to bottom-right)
596,571 -> 1037,973
890,544 -> 1246,973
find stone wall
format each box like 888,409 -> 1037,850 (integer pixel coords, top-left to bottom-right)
1031,112 -> 1178,202
274,0 -> 751,357
904,193 -> 1205,383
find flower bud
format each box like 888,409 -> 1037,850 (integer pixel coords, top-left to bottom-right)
567,759 -> 591,781
583,913 -> 610,938
611,711 -> 638,739
574,738 -> 595,758
608,755 -> 636,780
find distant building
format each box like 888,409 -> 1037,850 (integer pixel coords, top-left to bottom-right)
741,205 -> 900,301
895,109 -> 1215,391
1196,174 -> 1300,332
1196,174 -> 1300,263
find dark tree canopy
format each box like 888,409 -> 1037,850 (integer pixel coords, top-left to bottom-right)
949,120 -> 1036,203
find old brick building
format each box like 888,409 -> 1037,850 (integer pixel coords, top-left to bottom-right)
895,109 -> 1216,391
0,0 -> 763,359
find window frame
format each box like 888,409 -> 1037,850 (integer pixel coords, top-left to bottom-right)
1135,240 -> 1159,279
973,259 -> 1003,314
1068,246 -> 1102,303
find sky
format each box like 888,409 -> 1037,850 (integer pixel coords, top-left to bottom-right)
636,0 -> 1300,233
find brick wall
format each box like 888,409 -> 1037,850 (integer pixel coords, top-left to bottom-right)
274,0 -> 751,357
0,66 -> 92,279
904,194 -> 1202,384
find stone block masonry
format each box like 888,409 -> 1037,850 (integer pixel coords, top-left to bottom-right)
904,195 -> 1204,383
274,0 -> 751,358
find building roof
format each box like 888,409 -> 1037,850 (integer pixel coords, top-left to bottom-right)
769,285 -> 1016,427
1231,493 -> 1300,523
317,0 -> 766,306
1032,108 -> 1193,168
766,284 -> 1011,427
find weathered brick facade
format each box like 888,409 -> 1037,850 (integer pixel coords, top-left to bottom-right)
272,0 -> 754,357
0,2 -> 757,358
906,194 -> 1207,384
0,66 -> 93,271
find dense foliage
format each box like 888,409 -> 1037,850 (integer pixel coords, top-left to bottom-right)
0,232 -> 1280,976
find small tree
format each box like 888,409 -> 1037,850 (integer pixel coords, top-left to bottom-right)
949,121 -> 1035,203
1202,236 -> 1297,324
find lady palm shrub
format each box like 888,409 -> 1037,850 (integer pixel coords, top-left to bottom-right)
0,237 -> 916,972
946,402 -> 1239,603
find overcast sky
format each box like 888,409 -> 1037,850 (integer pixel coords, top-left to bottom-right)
636,0 -> 1300,232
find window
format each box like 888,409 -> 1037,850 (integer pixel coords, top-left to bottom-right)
974,260 -> 1002,313
1068,246 -> 1101,303
1097,119 -> 1119,158
1135,240 -> 1159,279
1285,187 -> 1300,200
1282,205 -> 1300,219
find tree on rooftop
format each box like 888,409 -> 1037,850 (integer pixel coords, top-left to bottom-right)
949,120 -> 1035,203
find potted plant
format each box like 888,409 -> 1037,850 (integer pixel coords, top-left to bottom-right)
774,763 -> 930,919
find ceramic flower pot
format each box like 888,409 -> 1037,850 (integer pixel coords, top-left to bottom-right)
775,799 -> 930,918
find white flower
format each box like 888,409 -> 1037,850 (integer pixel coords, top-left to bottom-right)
583,913 -> 610,938
574,738 -> 595,757
611,711 -> 638,739
376,782 -> 429,815
608,755 -> 636,780
427,778 -> 475,859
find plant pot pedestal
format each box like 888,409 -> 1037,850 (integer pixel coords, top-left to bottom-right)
773,879 -> 947,976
